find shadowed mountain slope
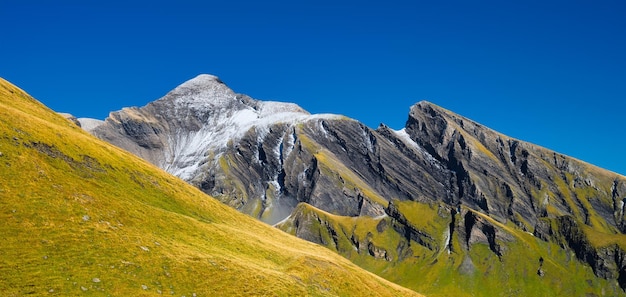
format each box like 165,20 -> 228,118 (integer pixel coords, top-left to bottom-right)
0,77 -> 420,296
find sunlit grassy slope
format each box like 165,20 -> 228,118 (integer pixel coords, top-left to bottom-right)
0,78 -> 421,296
280,201 -> 626,297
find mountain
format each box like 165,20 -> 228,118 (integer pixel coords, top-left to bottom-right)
84,75 -> 451,225
0,77 -> 421,296
81,74 -> 626,296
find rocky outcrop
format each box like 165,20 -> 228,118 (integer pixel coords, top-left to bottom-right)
58,112 -> 81,127
405,102 -> 624,234
460,211 -> 513,258
534,215 -> 626,289
386,201 -> 437,251
280,203 -> 396,261
404,102 -> 626,286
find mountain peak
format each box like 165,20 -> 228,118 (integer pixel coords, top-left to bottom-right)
415,100 -> 436,107
160,74 -> 236,108
181,74 -> 223,87
412,100 -> 446,113
409,100 -> 480,129
173,74 -> 228,92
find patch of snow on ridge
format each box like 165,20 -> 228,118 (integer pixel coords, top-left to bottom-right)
393,128 -> 414,145
163,98 -> 342,180
393,128 -> 441,169
77,118 -> 105,132
259,100 -> 309,117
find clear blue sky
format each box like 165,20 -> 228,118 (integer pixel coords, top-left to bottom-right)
1,1 -> 625,175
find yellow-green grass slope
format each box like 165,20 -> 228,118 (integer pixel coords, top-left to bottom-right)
0,77 -> 421,296
280,201 -> 626,297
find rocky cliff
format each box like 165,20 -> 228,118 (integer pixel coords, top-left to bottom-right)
82,74 -> 626,296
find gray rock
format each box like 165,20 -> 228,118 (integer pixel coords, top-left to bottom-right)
58,112 -> 81,127
458,255 -> 476,275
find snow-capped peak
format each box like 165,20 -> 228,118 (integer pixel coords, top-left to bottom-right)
161,74 -> 236,109
179,74 -> 222,88
90,73 -> 342,181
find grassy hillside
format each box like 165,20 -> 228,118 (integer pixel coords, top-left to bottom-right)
279,201 -> 626,296
0,77 -> 421,296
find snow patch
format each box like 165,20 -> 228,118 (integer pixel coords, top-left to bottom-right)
444,227 -> 452,254
316,119 -> 329,138
362,127 -> 373,153
77,118 -> 105,132
259,100 -> 309,117
282,128 -> 297,162
393,128 -> 441,169
161,96 -> 341,180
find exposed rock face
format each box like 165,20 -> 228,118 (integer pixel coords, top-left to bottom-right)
84,74 -> 626,295
57,112 -> 81,127
401,102 -> 626,290
86,75 -> 456,225
404,101 -> 621,229
89,75 -> 311,180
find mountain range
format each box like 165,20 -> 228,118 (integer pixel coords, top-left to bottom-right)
3,73 -> 626,296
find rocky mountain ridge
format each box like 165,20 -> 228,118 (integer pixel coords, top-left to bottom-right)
79,74 -> 626,296
84,74 -> 339,181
